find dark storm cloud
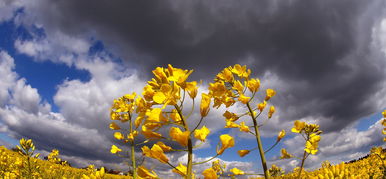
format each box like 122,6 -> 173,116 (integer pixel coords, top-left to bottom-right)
22,0 -> 386,131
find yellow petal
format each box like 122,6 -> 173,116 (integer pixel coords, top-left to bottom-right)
265,89 -> 276,101
194,126 -> 210,142
202,168 -> 218,179
200,93 -> 211,117
114,132 -> 124,140
110,145 -> 122,154
109,122 -> 121,130
217,134 -> 235,155
230,168 -> 245,175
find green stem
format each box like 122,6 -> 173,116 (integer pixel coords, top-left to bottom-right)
247,102 -> 269,179
174,105 -> 193,179
193,154 -> 219,165
297,150 -> 307,179
129,119 -> 137,179
264,141 -> 279,154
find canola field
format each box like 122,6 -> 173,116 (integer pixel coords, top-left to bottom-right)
1,64 -> 385,179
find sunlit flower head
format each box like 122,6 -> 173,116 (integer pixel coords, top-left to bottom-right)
200,93 -> 211,117
170,127 -> 190,147
230,168 -> 245,175
142,144 -> 169,163
172,163 -> 187,177
202,167 -> 218,179
194,125 -> 210,142
280,148 -> 292,159
239,122 -> 250,133
137,166 -> 158,179
291,120 -> 305,133
238,93 -> 250,104
114,132 -> 124,140
257,101 -> 267,112
110,145 -> 122,154
247,78 -> 260,92
265,89 -> 276,101
217,134 -> 235,155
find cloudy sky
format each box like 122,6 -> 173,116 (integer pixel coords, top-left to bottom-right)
0,0 -> 386,177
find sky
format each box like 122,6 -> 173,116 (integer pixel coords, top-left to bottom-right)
0,0 -> 386,177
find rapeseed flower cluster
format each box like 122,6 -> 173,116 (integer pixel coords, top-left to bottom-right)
109,64 -> 239,179
0,138 -> 126,179
280,120 -> 322,178
108,64 -> 283,178
207,64 -> 283,178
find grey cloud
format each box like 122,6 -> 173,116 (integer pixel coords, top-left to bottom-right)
17,0 -> 386,132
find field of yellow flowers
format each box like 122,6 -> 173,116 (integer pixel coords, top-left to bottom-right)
0,64 -> 385,179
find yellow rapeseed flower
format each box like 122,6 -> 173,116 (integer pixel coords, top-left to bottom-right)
142,85 -> 155,101
200,93 -> 211,117
202,167 -> 218,179
194,126 -> 210,142
257,101 -> 267,112
217,134 -> 235,155
238,93 -> 250,104
142,144 -> 169,163
109,122 -> 120,130
239,122 -> 250,133
208,81 -> 227,98
305,134 -> 321,154
137,166 -> 158,179
233,80 -> 244,92
169,127 -> 190,147
186,81 -> 198,99
247,78 -> 260,92
268,106 -> 275,118
231,64 -> 251,78
223,110 -> 239,122
217,67 -> 234,82
127,131 -> 138,141
141,125 -> 162,139
230,167 -> 245,175
224,121 -> 240,128
152,67 -> 168,84
237,150 -> 250,157
291,120 -> 306,133
110,145 -> 122,154
146,108 -> 167,123
172,163 -> 187,177
167,64 -> 193,86
170,109 -> 182,122
265,89 -> 276,101
123,92 -> 136,102
156,141 -> 172,152
114,132 -> 124,140
277,129 -> 286,141
280,148 -> 292,159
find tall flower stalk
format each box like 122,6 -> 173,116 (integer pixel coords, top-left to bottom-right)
207,64 -> 284,178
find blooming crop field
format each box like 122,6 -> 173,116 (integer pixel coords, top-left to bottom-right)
2,1 -> 386,178
1,65 -> 385,179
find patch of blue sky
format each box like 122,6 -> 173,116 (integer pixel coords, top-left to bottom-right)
356,110 -> 385,132
0,132 -> 18,147
0,20 -> 92,112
